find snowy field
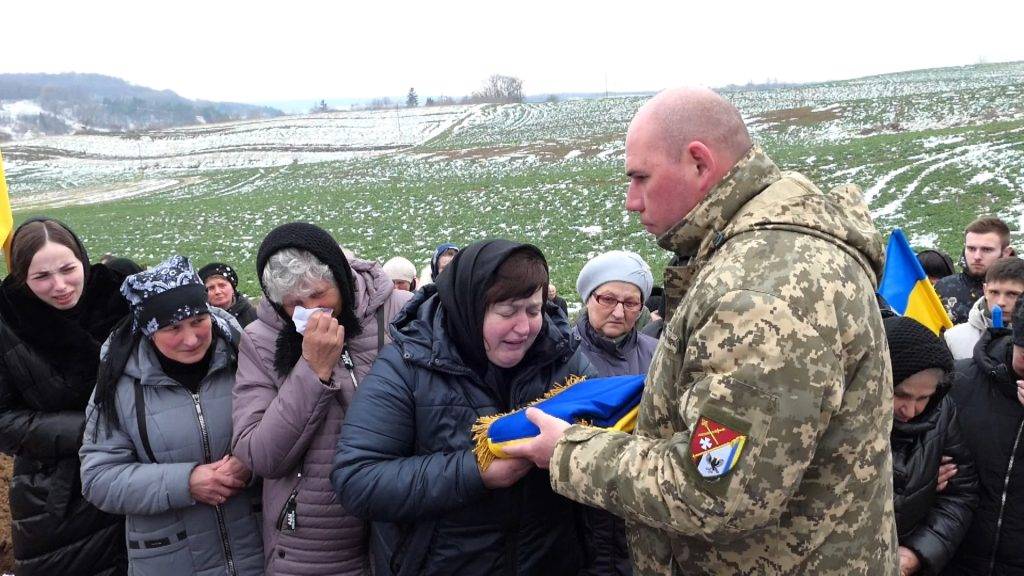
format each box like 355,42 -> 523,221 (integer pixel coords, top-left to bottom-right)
2,61 -> 1023,298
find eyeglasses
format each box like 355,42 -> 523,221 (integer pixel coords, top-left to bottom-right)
592,292 -> 642,312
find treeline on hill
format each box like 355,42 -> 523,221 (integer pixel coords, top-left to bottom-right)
331,74 -> 528,112
0,73 -> 283,140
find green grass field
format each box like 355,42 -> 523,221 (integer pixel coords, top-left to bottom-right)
4,62 -> 1023,301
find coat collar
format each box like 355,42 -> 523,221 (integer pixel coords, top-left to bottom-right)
656,145 -> 781,260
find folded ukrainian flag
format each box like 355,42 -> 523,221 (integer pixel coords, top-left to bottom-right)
472,374 -> 646,470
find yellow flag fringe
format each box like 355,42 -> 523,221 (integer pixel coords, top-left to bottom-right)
471,374 -> 587,471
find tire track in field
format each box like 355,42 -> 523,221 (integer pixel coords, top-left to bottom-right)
200,166 -> 285,200
866,133 -> 1023,219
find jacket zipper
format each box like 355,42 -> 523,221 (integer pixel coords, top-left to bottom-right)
277,472 -> 301,533
987,417 -> 1024,575
191,391 -> 238,576
342,348 -> 359,389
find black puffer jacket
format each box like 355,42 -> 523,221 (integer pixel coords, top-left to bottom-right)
935,270 -> 984,326
226,292 -> 258,327
0,263 -> 128,576
892,390 -> 978,575
332,283 -> 594,576
944,328 -> 1024,575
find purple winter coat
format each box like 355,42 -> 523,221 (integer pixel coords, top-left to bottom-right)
232,259 -> 411,575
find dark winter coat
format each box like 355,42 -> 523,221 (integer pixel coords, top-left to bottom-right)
80,308 -> 264,576
572,312 -> 657,576
227,293 -> 259,327
935,271 -> 984,326
332,285 -> 594,576
232,259 -> 410,575
891,391 -> 978,575
944,328 -> 1024,575
0,264 -> 128,576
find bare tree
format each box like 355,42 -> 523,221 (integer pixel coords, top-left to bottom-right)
472,74 -> 524,104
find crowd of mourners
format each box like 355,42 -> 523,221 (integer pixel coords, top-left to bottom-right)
0,98 -> 1021,576
2,212 -> 1020,576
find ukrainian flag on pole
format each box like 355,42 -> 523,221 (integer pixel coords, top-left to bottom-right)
879,229 -> 953,335
0,149 -> 13,270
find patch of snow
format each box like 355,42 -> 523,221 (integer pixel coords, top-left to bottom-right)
564,149 -> 582,160
909,232 -> 939,248
865,164 -> 915,205
921,135 -> 965,149
576,225 -> 603,237
13,178 -> 183,209
1,100 -> 44,117
969,171 -> 995,185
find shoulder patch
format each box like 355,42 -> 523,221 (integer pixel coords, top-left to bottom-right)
690,415 -> 747,479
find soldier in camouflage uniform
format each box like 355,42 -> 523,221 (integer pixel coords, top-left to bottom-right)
505,88 -> 899,575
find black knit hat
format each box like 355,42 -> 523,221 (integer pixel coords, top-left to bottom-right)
1014,294 -> 1024,347
256,222 -> 361,376
198,262 -> 239,289
883,316 -> 954,385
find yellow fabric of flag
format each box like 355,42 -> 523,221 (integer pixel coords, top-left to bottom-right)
0,149 -> 13,269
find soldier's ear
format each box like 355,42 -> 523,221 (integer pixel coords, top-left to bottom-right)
686,141 -> 719,193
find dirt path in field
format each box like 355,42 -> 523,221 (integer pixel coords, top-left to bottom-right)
0,454 -> 13,573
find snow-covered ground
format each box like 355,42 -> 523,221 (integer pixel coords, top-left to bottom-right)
3,105 -> 481,179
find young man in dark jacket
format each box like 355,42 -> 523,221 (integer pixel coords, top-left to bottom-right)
883,316 -> 978,576
935,217 -> 1013,325
945,298 -> 1024,574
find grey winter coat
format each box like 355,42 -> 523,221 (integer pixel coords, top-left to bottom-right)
573,312 -> 658,378
80,309 -> 264,576
232,259 -> 410,575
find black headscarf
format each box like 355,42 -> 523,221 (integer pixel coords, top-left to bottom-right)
255,222 -> 361,376
198,262 -> 240,289
435,239 -> 547,372
884,315 -> 954,426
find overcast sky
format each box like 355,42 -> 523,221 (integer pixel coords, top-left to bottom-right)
4,1 -> 1023,106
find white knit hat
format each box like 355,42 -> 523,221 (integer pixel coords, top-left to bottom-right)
382,256 -> 417,284
576,250 -> 654,303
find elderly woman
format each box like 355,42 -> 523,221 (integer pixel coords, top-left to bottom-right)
884,316 -> 978,576
332,239 -> 593,575
575,250 -> 658,377
0,217 -> 128,575
231,222 -> 410,575
572,250 -> 657,576
80,255 -> 263,576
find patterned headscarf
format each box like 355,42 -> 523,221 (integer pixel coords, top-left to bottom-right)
120,255 -> 227,336
198,262 -> 239,289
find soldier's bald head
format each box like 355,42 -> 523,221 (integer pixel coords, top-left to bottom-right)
632,87 -> 752,169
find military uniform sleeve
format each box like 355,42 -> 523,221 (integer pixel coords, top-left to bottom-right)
550,289 -> 838,541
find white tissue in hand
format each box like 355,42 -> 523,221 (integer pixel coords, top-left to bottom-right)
292,306 -> 333,334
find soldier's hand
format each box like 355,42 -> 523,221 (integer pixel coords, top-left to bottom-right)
1017,380 -> 1024,407
897,546 -> 921,576
936,455 -> 957,492
501,408 -> 571,469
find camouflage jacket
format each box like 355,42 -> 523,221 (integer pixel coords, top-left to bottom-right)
550,146 -> 898,575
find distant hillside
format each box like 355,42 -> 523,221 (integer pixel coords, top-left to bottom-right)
0,73 -> 283,141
